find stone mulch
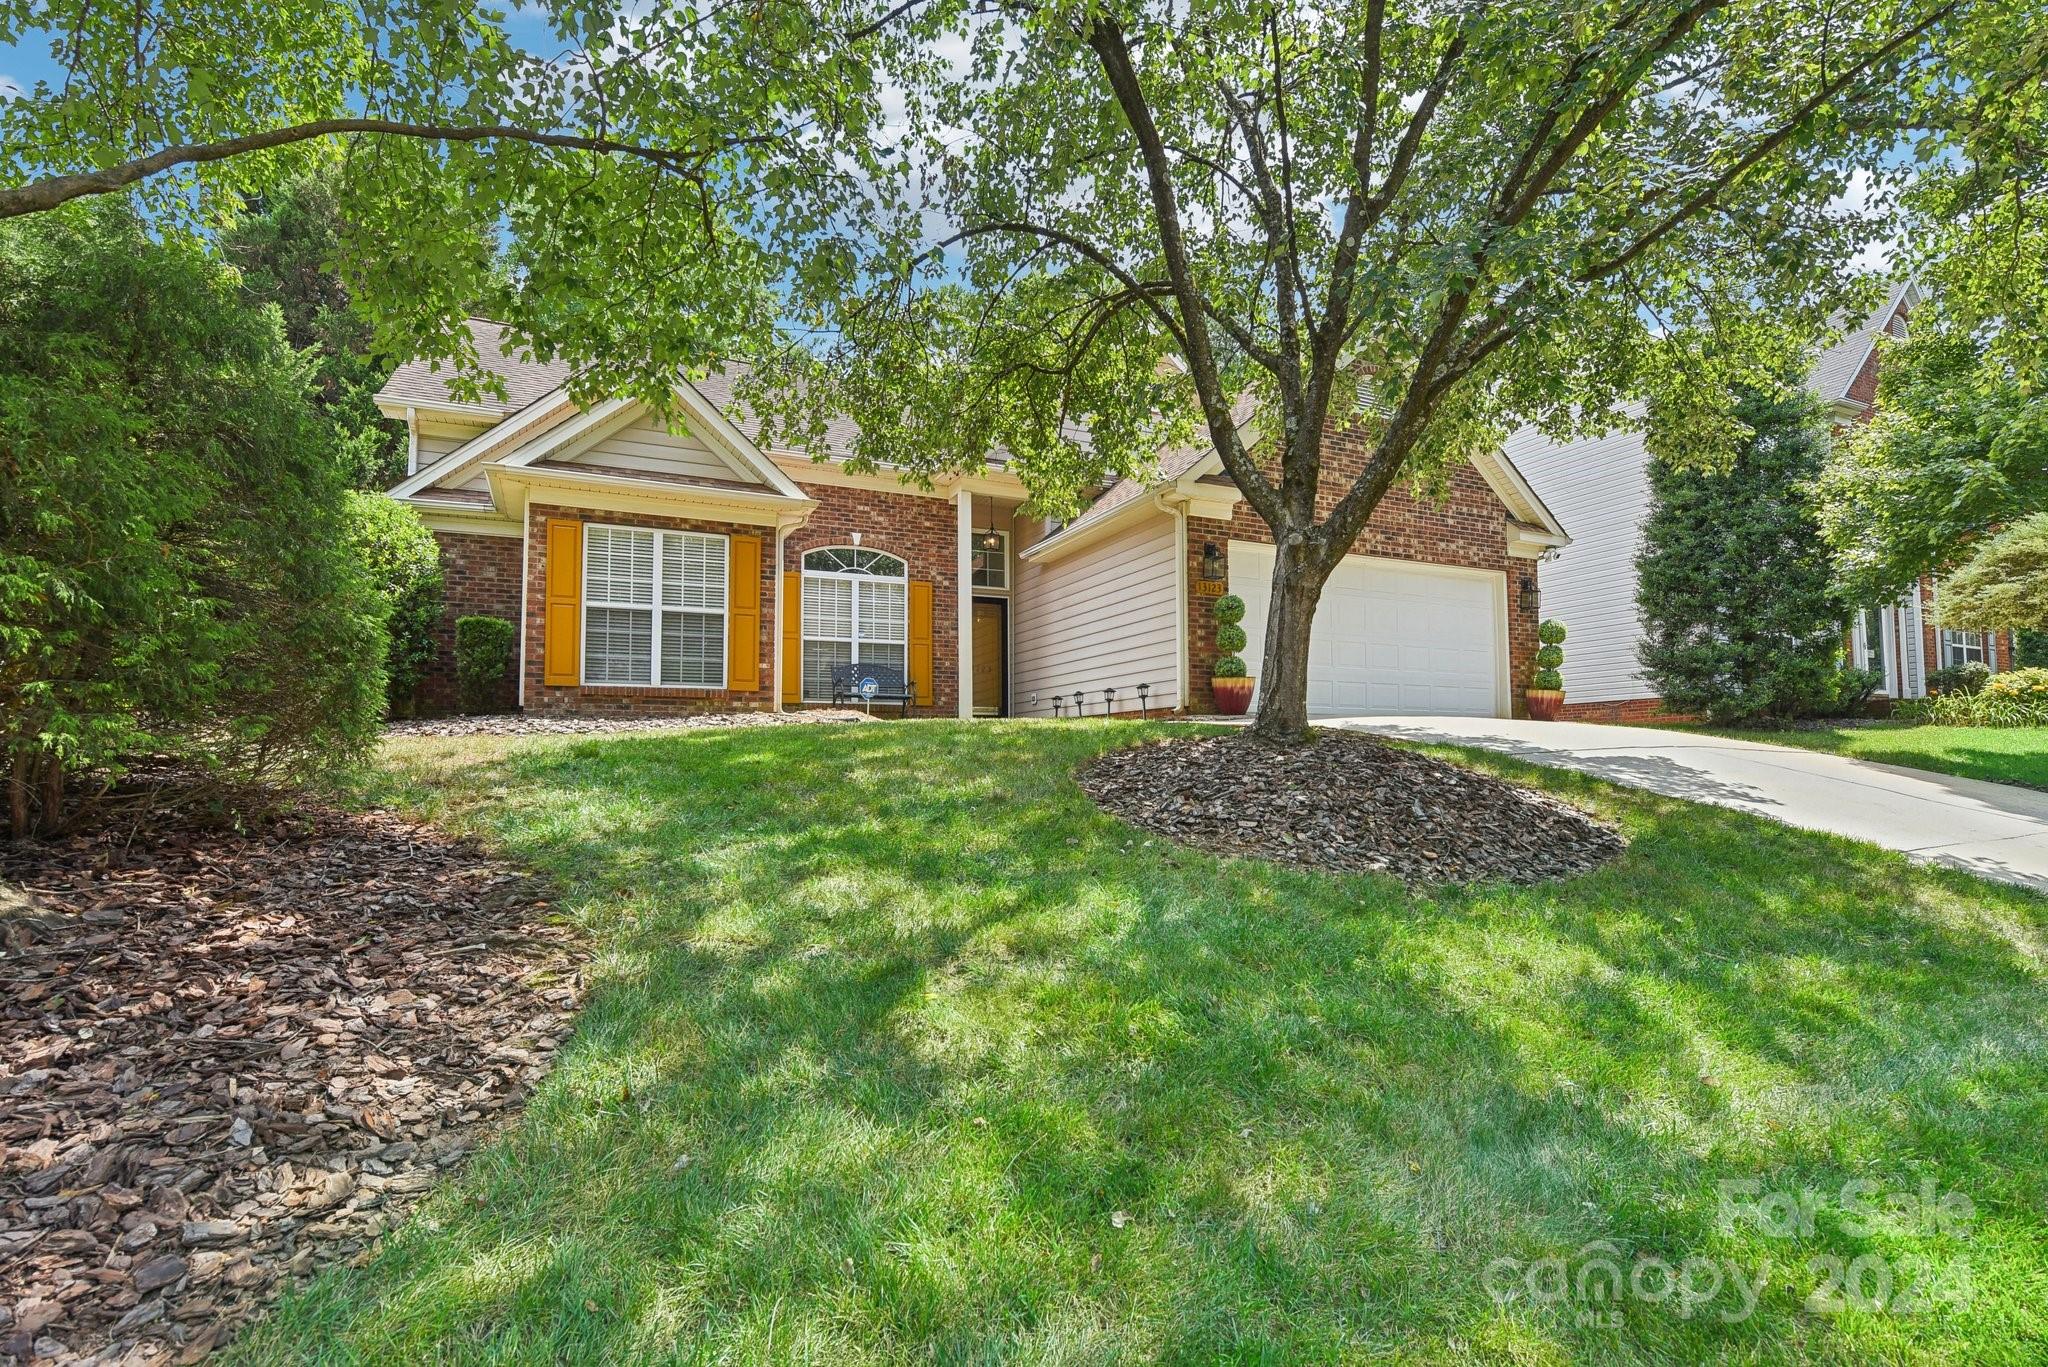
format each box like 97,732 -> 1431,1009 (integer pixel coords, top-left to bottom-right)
384,708 -> 876,738
1078,731 -> 1625,885
0,803 -> 582,1363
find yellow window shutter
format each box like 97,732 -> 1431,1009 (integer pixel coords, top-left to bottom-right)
727,536 -> 761,691
781,572 -> 803,704
909,579 -> 934,706
543,518 -> 582,686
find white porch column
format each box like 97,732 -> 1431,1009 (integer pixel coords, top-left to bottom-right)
955,487 -> 974,718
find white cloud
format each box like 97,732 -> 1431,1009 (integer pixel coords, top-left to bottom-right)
0,74 -> 24,102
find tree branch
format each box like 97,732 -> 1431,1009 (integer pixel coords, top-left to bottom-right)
1086,16 -> 1282,523
0,116 -> 741,220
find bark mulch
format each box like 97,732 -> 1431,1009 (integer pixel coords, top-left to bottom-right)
1078,731 -> 1626,885
0,802 -> 582,1364
385,708 -> 875,739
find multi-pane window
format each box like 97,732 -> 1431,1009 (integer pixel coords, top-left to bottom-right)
582,525 -> 727,687
1941,629 -> 1989,669
970,532 -> 1008,589
802,547 -> 907,700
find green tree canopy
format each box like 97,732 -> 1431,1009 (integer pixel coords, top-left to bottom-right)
221,177 -> 410,488
2,0 -> 2034,735
1935,513 -> 2048,630
0,202 -> 385,833
1813,326 -> 2048,604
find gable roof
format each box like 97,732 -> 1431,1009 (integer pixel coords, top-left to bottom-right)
379,318 -> 578,417
1047,388 -> 1568,550
375,319 -> 1020,470
1809,280 -> 1919,406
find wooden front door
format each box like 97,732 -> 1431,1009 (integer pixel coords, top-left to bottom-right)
972,598 -> 1007,717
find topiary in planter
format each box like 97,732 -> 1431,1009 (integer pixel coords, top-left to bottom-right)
1210,594 -> 1254,714
1527,619 -> 1568,720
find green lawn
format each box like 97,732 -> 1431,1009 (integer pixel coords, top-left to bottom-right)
1683,722 -> 2048,790
239,721 -> 2048,1363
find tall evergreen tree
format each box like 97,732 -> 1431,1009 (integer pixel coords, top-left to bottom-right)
220,178 -> 408,489
1637,388 -> 1849,723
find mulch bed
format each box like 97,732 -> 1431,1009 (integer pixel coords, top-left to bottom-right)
385,708 -> 876,739
1078,731 -> 1625,885
0,803 -> 582,1364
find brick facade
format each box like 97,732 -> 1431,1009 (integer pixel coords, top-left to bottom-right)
1558,697 -> 1694,724
785,478 -> 962,717
420,530 -> 523,715
1185,418 -> 1542,715
523,504 -> 779,716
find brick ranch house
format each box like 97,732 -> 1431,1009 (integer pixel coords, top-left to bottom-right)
378,320 -> 1569,720
1509,281 -> 2015,722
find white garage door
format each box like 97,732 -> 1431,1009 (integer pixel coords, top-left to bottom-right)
1229,542 -> 1507,717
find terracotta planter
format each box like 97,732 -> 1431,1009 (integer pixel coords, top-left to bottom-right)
1212,677 -> 1255,716
1525,688 -> 1565,721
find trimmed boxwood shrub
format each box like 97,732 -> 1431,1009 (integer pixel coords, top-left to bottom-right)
454,616 -> 517,715
1928,662 -> 1990,697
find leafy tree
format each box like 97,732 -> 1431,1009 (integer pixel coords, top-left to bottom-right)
0,202 -> 385,834
0,0 -> 2027,739
1637,387 -> 1849,724
1934,513 -> 2048,631
221,178 -> 410,488
346,494 -> 444,716
1813,325 -> 2048,606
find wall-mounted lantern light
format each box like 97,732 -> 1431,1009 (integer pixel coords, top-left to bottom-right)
1201,541 -> 1224,580
1519,574 -> 1539,614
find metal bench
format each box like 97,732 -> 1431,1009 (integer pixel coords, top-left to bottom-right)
830,661 -> 917,711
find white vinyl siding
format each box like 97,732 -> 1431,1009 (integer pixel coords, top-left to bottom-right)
1503,414 -> 1658,704
559,411 -> 761,485
1012,514 -> 1179,717
582,525 -> 727,687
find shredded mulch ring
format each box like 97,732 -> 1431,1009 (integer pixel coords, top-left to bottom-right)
0,803 -> 581,1363
1079,731 -> 1626,885
385,708 -> 876,739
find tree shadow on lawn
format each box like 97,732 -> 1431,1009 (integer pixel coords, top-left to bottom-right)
241,722 -> 2048,1364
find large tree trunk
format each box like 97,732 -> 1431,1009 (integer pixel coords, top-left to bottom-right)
1248,538 -> 1328,744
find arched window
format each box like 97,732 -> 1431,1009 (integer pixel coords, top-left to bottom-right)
802,547 -> 908,699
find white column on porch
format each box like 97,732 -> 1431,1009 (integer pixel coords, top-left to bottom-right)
955,487 -> 974,719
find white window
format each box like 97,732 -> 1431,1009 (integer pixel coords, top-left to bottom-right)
1941,629 -> 1989,669
802,547 -> 907,700
582,525 -> 727,687
971,531 -> 1008,590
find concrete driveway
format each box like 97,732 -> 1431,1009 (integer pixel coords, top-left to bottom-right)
1325,716 -> 2048,894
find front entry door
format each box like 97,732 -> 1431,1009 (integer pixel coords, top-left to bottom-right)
972,598 -> 1008,717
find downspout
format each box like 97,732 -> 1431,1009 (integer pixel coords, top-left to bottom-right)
1154,490 -> 1189,713
773,518 -> 792,713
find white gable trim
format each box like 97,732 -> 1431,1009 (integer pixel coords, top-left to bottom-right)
491,383 -> 807,500
1175,440 -> 1570,545
389,386 -> 577,499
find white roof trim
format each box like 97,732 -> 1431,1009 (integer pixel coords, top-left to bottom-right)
492,382 -> 807,500
388,386 -> 577,499
388,379 -> 811,507
1173,430 -> 1569,546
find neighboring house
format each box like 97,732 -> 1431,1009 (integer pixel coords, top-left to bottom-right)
1509,282 -> 2013,721
377,319 -> 1568,720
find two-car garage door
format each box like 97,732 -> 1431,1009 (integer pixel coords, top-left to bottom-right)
1229,542 -> 1508,717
